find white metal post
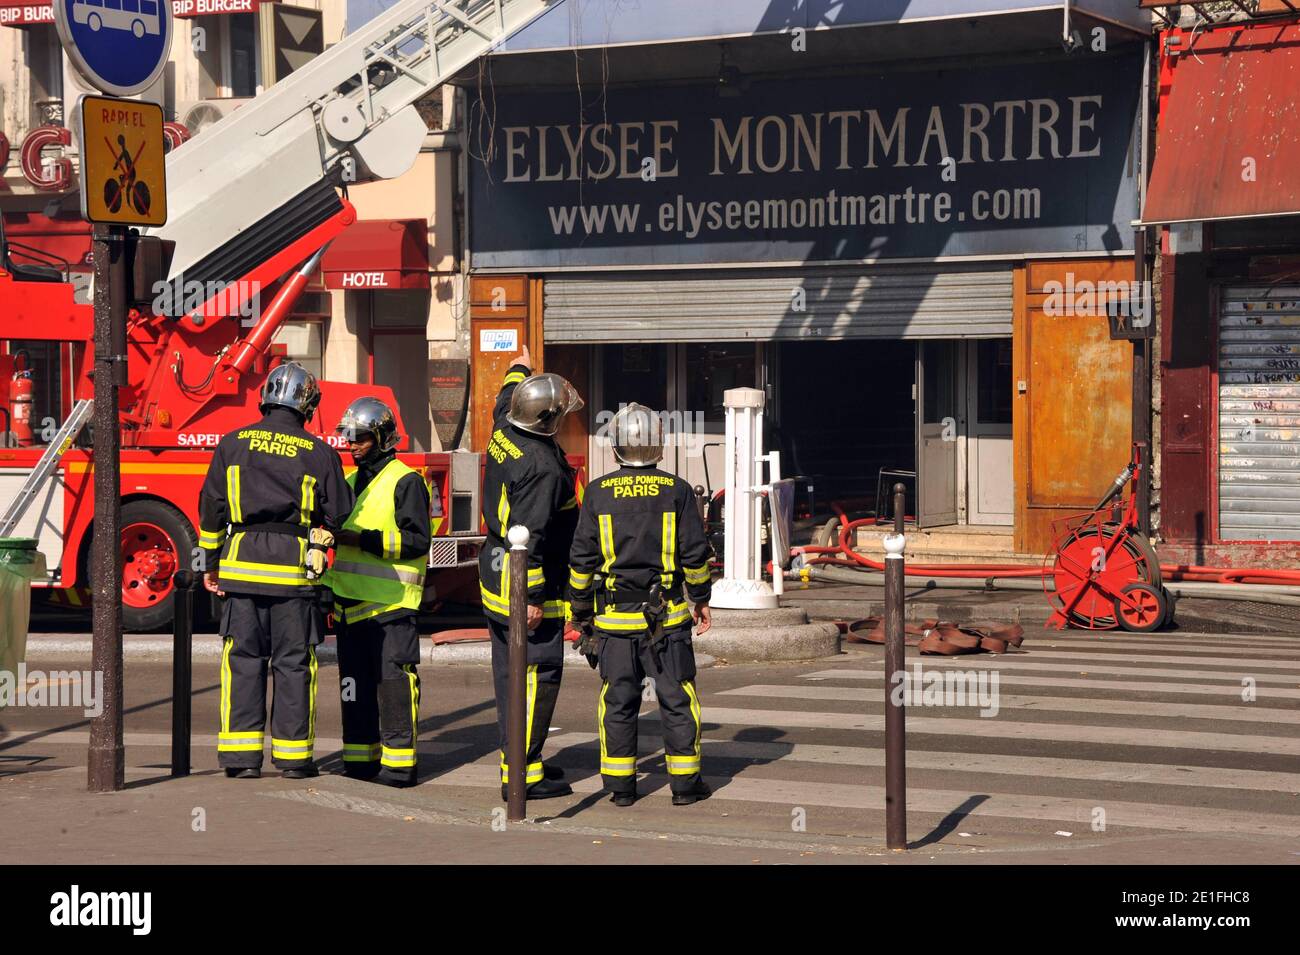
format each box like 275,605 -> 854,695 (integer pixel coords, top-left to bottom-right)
768,449 -> 784,598
712,387 -> 778,610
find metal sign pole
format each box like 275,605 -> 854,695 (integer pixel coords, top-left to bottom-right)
884,483 -> 908,850
506,524 -> 530,821
87,224 -> 126,793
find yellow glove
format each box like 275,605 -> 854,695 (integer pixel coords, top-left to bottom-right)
305,549 -> 327,579
305,527 -> 335,580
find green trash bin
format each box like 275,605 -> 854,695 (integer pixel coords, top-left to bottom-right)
0,538 -> 46,693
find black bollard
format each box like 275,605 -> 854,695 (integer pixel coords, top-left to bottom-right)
171,570 -> 196,778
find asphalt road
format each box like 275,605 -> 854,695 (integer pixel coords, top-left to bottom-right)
1,623 -> 1297,864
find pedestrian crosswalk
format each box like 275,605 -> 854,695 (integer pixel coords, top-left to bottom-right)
424,627 -> 1300,842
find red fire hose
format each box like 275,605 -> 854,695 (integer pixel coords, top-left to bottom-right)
794,510 -> 1300,587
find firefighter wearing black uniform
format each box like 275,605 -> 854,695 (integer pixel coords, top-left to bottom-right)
198,362 -> 351,779
568,402 -> 714,807
478,345 -> 584,800
326,397 -> 431,787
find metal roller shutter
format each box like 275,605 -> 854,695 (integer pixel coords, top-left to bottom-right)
543,263 -> 1012,343
1218,285 -> 1300,542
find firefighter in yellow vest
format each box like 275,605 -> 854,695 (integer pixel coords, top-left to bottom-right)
325,397 -> 431,787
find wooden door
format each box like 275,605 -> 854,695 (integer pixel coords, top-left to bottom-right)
1014,260 -> 1135,554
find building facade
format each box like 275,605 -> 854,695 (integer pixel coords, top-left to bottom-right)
1143,7 -> 1300,568
456,0 -> 1154,557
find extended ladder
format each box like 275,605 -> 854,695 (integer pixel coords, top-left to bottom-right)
154,0 -> 556,283
0,398 -> 93,538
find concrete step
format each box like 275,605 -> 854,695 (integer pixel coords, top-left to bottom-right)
881,550 -> 1043,567
852,524 -> 1040,565
855,525 -> 1014,551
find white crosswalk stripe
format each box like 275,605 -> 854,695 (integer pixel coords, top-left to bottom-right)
646,706 -> 1300,755
804,662 -> 1300,683
718,684 -> 1300,724
1029,640 -> 1300,656
533,732 -> 1300,793
948,650 -> 1300,669
802,671 -> 1300,699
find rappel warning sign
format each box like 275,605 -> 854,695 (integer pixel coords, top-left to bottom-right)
79,95 -> 168,227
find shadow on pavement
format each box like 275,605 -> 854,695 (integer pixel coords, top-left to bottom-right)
910,794 -> 990,849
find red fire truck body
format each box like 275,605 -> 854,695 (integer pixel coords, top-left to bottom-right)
0,212 -> 495,631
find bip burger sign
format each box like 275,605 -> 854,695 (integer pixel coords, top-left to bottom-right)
0,3 -> 54,24
171,0 -> 258,17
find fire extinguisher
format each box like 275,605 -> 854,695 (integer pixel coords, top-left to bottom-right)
10,350 -> 34,447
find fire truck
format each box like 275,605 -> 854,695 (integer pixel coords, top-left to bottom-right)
0,0 -> 557,630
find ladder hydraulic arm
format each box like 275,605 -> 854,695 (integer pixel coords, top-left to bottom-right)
149,0 -> 554,298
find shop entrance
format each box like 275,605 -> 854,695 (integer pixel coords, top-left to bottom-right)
915,338 -> 1014,526
775,337 -> 1012,527
590,342 -> 761,490
588,337 -> 1012,527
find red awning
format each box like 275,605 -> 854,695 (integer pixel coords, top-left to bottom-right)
0,0 -> 264,26
1142,22 -> 1300,225
321,218 -> 430,291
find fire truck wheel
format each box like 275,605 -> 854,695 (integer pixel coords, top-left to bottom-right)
116,499 -> 197,632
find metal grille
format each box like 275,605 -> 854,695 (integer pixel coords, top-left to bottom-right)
429,537 -> 459,568
1218,284 -> 1300,541
543,264 -> 1013,343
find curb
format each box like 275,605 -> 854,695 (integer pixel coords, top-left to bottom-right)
693,606 -> 842,662
793,597 -> 1290,635
18,634 -> 720,668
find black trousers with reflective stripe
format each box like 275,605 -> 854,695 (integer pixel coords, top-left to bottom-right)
337,615 -> 421,781
218,594 -> 321,770
597,625 -> 702,795
487,616 -> 563,784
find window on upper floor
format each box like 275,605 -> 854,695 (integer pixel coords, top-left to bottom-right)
194,13 -> 262,99
23,26 -> 64,132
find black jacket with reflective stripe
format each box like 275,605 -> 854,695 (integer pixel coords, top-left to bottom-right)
477,363 -> 580,621
198,407 -> 352,597
567,464 -> 713,614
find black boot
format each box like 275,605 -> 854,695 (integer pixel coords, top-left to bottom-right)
610,791 -> 636,808
225,767 -> 261,779
282,764 -> 319,780
543,763 -> 565,780
671,779 -> 712,806
376,769 -> 416,788
343,764 -> 380,781
499,777 -> 574,801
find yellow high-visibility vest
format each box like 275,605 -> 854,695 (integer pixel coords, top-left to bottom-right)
325,458 -> 425,617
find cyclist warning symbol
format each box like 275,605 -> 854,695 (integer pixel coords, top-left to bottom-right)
79,95 -> 167,227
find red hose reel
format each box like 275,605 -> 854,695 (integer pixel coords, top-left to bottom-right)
1044,444 -> 1171,632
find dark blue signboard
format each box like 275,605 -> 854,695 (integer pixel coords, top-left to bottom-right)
469,51 -> 1142,269
56,0 -> 173,97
